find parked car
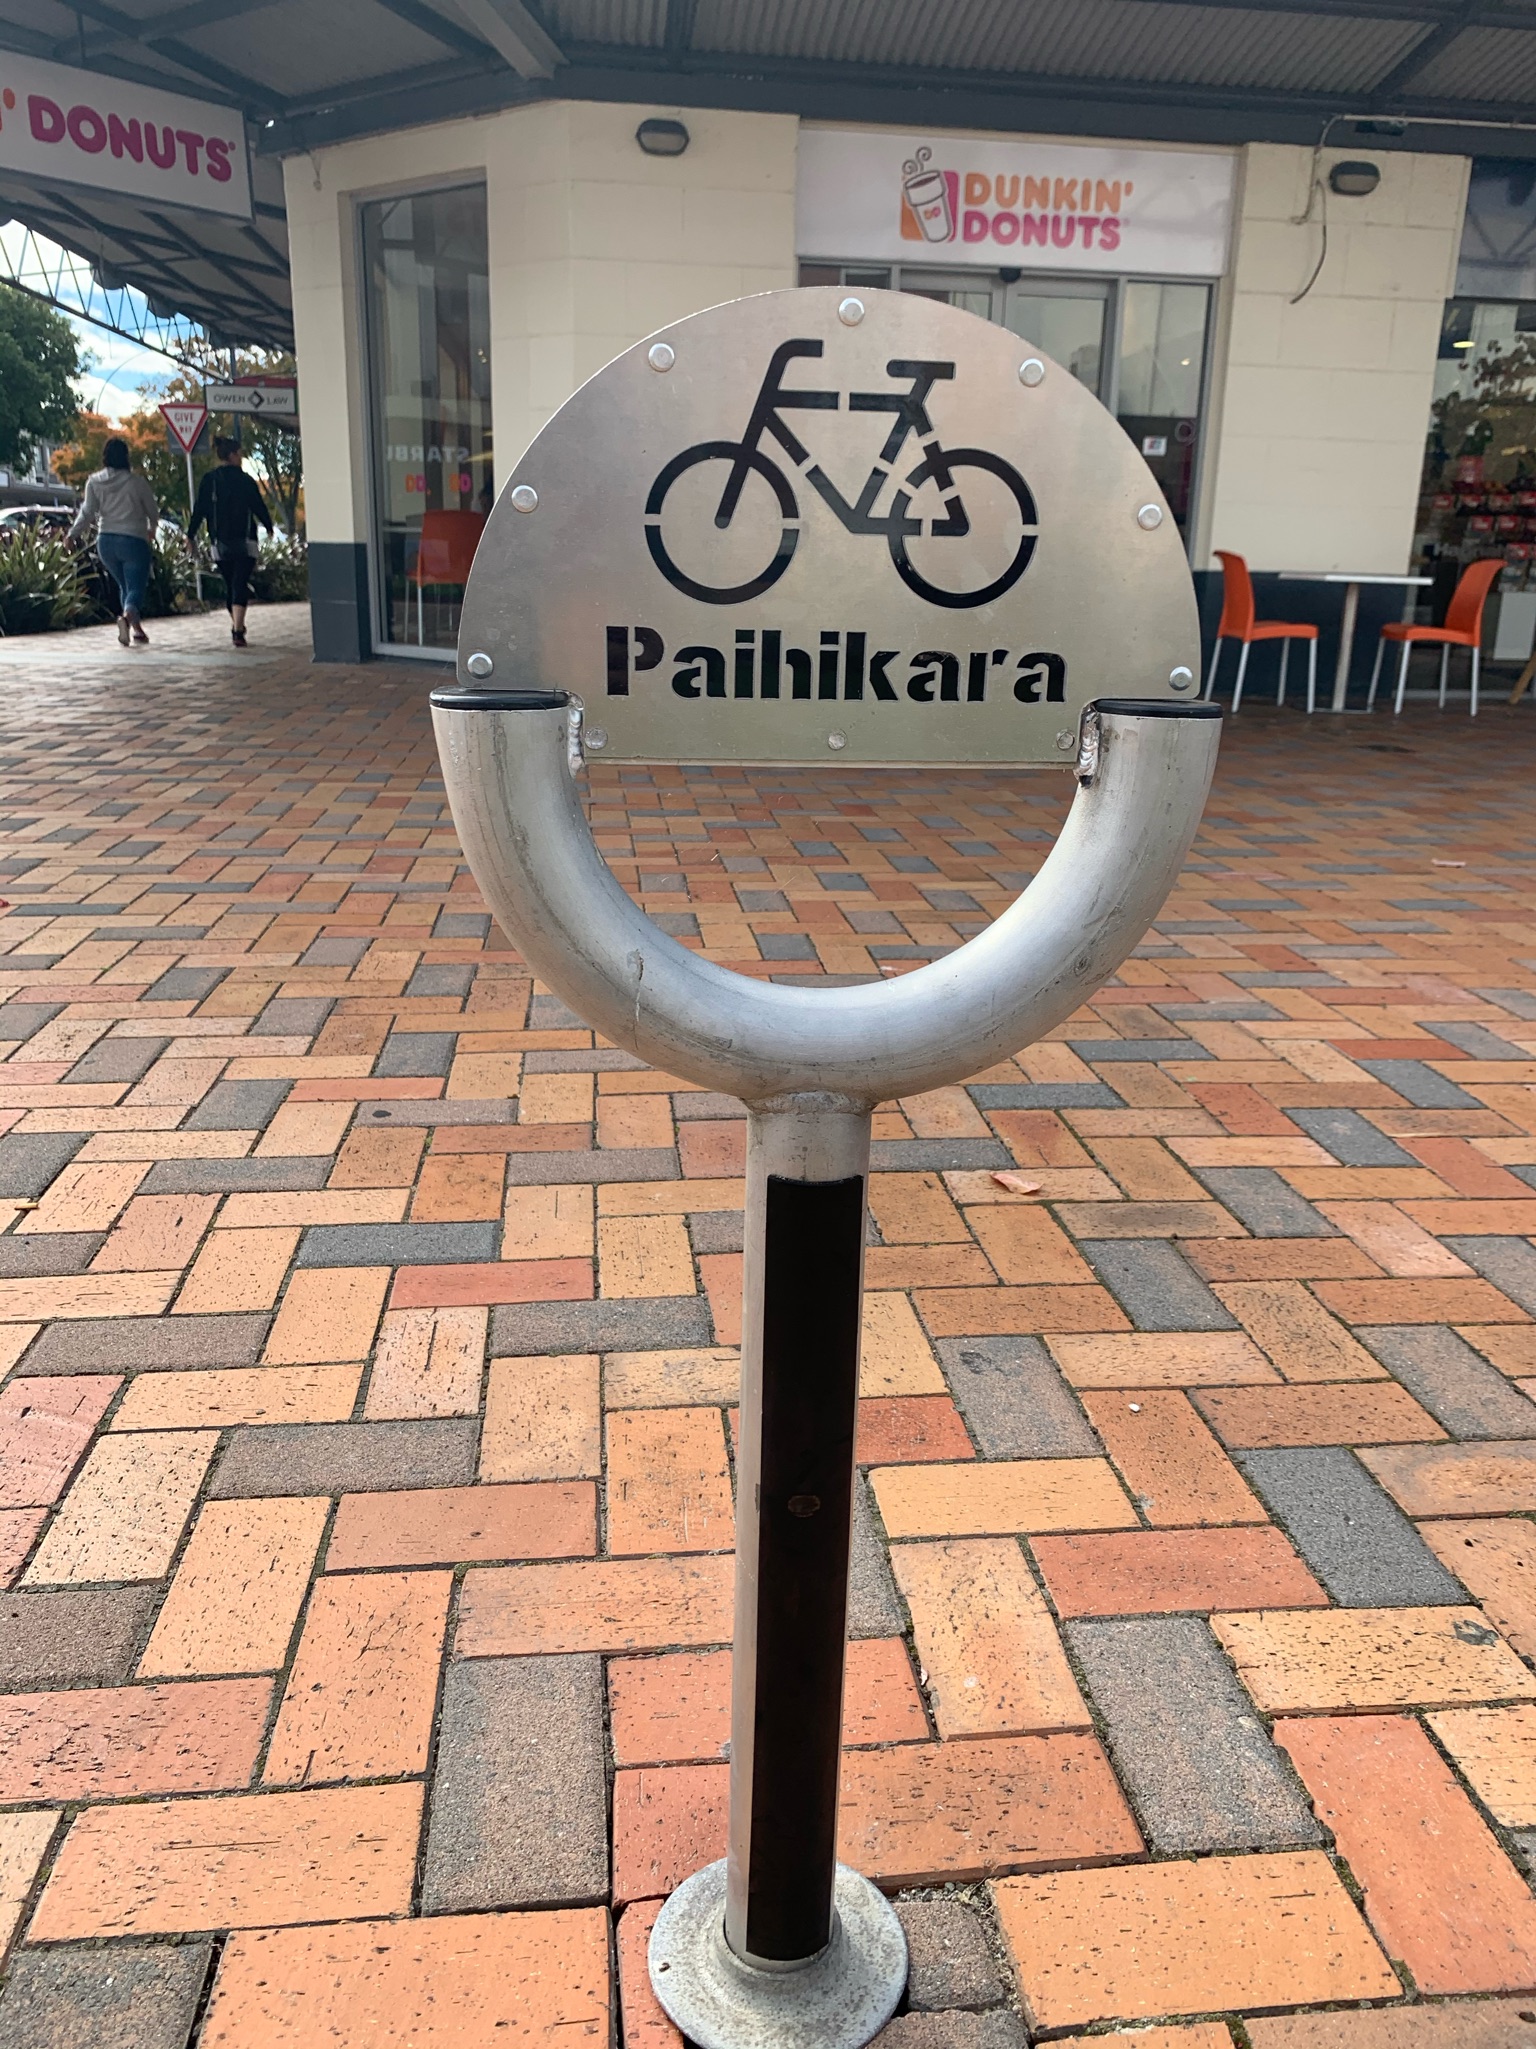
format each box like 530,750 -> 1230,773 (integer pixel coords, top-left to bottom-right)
0,506 -> 74,536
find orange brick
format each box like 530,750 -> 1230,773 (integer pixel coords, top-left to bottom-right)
1046,1331 -> 1277,1387
203,1908 -> 612,2049
482,1353 -> 600,1480
1087,1137 -> 1207,1200
91,1192 -> 217,1272
111,1364 -> 359,1428
264,1265 -> 389,1364
457,1553 -> 734,1656
1191,1382 -> 1445,1448
411,1150 -> 504,1221
264,1570 -> 451,1785
1428,1703 -> 1536,1825
990,1109 -> 1096,1167
1313,1201 -> 1472,1277
502,1184 -> 595,1260
1313,1278 -> 1532,1324
870,1458 -> 1135,1538
24,1429 -> 217,1584
1277,1714 -> 1536,1993
0,1507 -> 44,1586
1184,1239 -> 1384,1282
28,1782 -> 422,1938
607,1638 -> 927,1766
0,1678 -> 269,1801
388,1257 -> 591,1310
1213,1279 -> 1388,1381
868,1170 -> 969,1244
598,1092 -> 674,1150
605,1406 -> 734,1555
0,1270 -> 179,1321
698,1250 -> 741,1345
1419,1519 -> 1536,1660
856,1394 -> 974,1464
995,1851 -> 1396,2028
328,1125 -> 424,1187
860,1293 -> 944,1393
365,1305 -> 485,1418
611,1760 -> 726,1902
1,1810 -> 58,1955
447,1051 -> 524,1101
599,1215 -> 695,1298
518,1071 -> 591,1122
1361,1441 -> 1536,1517
1400,1135 -> 1533,1197
616,1898 -> 681,2049
1459,1325 -> 1536,1376
1211,1605 -> 1536,1711
599,1179 -> 742,1218
175,1227 -> 297,1315
256,1099 -> 353,1159
604,1347 -> 739,1408
900,1086 -> 990,1138
893,1537 -> 1089,1736
1055,2028 -> 1231,2049
678,1121 -> 745,1177
0,1374 -> 119,1508
864,1243 -> 996,1288
917,1285 -> 1130,1337
139,1497 -> 329,1677
327,1482 -> 595,1569
1032,1527 -> 1327,1617
1405,1199 -> 1536,1237
16,1160 -> 145,1234
965,1203 -> 1098,1285
1080,1389 -> 1264,1526
1187,1081 -> 1308,1135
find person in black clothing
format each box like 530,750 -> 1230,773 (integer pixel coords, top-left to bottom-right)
188,437 -> 275,647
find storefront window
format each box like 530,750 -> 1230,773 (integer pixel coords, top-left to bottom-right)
361,185 -> 493,653
1413,296 -> 1536,595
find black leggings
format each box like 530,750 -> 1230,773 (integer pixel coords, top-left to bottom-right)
218,550 -> 254,609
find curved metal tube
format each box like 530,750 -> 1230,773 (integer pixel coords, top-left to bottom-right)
431,698 -> 1220,1108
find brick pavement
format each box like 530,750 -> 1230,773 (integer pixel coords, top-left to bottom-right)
0,604 -> 1534,2044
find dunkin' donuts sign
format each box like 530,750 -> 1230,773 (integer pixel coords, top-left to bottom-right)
0,54 -> 250,220
797,129 -> 1233,279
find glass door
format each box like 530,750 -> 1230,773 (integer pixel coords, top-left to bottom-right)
1000,278 -> 1113,400
1115,280 -> 1210,535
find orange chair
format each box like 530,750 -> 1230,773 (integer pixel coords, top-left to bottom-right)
1367,556 -> 1502,717
1205,551 -> 1320,712
409,508 -> 487,644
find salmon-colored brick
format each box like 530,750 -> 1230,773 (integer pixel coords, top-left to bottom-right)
1459,1325 -> 1536,1376
1184,1239 -> 1384,1282
1046,1331 -> 1277,1387
606,1406 -> 734,1555
864,1243 -> 996,1289
868,1170 -> 969,1243
678,1121 -> 745,1177
447,1051 -> 525,1101
860,1292 -> 945,1394
994,1851 -> 1397,2028
1080,1389 -> 1265,1526
607,1638 -> 927,1766
328,1481 -> 594,1569
0,1270 -> 179,1321
1361,1441 -> 1536,1517
139,1497 -> 329,1677
1313,1278 -> 1532,1325
855,1394 -> 974,1464
388,1256 -> 591,1310
411,1150 -> 504,1222
1211,1605 -> 1536,1712
24,1429 -> 217,1584
328,1125 -> 424,1188
518,1071 -> 591,1122
0,1374 -> 119,1508
1428,1703 -> 1536,1825
990,1109 -> 1096,1167
1419,1519 -> 1536,1660
1191,1381 -> 1445,1448
0,1507 -> 44,1586
91,1192 -> 217,1272
893,1537 -> 1089,1736
616,1898 -> 681,2049
900,1086 -> 990,1138
1212,1280 -> 1387,1381
456,1553 -> 734,1656
111,1364 -> 360,1428
1087,1137 -> 1208,1200
965,1203 -> 1098,1285
265,1265 -> 389,1364
917,1285 -> 1130,1337
203,1908 -> 612,2049
1,1808 -> 57,1956
175,1226 -> 298,1315
870,1458 -> 1136,1538
264,1570 -> 451,1785
1400,1135 -> 1533,1197
698,1250 -> 741,1346
1032,1526 -> 1327,1617
599,1215 -> 695,1298
1186,1081 -> 1307,1135
28,1782 -> 423,1938
611,1760 -> 727,1902
256,1099 -> 353,1159
598,1092 -> 674,1150
365,1304 -> 485,1418
1313,1201 -> 1472,1277
0,1678 -> 270,1802
1276,1714 -> 1536,1993
1054,2028 -> 1232,2049
16,1160 -> 145,1234
482,1353 -> 600,1480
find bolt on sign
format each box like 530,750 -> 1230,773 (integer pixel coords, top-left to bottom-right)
458,288 -> 1199,766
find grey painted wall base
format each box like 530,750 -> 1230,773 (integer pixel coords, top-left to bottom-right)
308,542 -> 372,663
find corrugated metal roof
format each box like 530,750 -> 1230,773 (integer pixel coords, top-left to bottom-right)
1410,25 -> 1536,104
547,0 -> 666,47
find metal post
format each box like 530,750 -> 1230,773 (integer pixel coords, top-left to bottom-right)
184,450 -> 202,604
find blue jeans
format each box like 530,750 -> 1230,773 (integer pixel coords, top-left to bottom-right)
97,532 -> 151,617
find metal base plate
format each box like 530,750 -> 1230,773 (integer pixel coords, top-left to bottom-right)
648,1861 -> 907,2049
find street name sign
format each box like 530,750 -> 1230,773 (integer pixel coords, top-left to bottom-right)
204,382 -> 297,418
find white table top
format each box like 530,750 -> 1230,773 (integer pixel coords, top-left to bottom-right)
1275,572 -> 1432,585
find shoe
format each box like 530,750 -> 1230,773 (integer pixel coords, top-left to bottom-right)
231,628 -> 247,648
116,617 -> 130,646
130,625 -> 148,647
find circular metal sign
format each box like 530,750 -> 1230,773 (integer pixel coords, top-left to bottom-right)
456,286 -> 1199,766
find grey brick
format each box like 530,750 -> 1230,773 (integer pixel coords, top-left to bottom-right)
142,966 -> 227,1002
968,1083 -> 1123,1109
300,935 -> 370,965
490,1296 -> 713,1356
251,996 -> 334,1036
1431,1019 -> 1531,1060
0,1130 -> 84,1198
0,1940 -> 213,2049
185,1078 -> 290,1129
523,1048 -> 647,1074
0,1232 -> 105,1276
1443,1236 -> 1536,1314
674,1092 -> 746,1120
849,1472 -> 903,1639
937,1336 -> 1096,1458
1068,1616 -> 1322,1853
66,1036 -> 169,1085
530,993 -> 583,1028
0,1587 -> 160,1689
1362,1325 -> 1536,1439
872,2015 -> 1024,2049
142,1157 -> 331,1195
503,1149 -> 676,1186
869,1141 -> 1011,1172
433,911 -> 490,940
1077,1241 -> 1237,1331
1513,1828 -> 1536,1878
422,1655 -> 607,1910
894,1901 -> 1004,2013
376,1031 -> 455,1077
1076,1038 -> 1210,1062
19,1313 -> 269,1374
1237,1446 -> 1466,1607
208,1418 -> 479,1498
0,1001 -> 64,1038
1287,1106 -> 1415,1166
407,963 -> 474,998
1355,1059 -> 1480,1108
1189,1168 -> 1338,1238
1477,988 -> 1536,1021
295,1222 -> 499,1267
360,1099 -> 518,1127
690,1210 -> 744,1254
758,932 -> 816,960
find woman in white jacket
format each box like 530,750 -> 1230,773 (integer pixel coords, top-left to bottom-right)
68,437 -> 158,647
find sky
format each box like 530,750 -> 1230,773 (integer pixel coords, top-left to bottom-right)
70,318 -> 178,420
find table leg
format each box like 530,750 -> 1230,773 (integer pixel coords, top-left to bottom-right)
1511,646 -> 1536,706
1330,581 -> 1359,712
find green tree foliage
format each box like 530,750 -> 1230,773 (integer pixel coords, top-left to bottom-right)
0,284 -> 83,471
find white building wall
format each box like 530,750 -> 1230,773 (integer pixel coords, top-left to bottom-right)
1202,142 -> 1469,574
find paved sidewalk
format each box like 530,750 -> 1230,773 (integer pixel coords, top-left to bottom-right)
0,606 -> 1534,2047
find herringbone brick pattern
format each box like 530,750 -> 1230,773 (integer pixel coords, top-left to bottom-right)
0,605 -> 1534,2045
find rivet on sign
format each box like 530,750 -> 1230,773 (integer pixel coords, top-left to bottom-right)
510,484 -> 539,513
647,342 -> 675,372
465,651 -> 494,678
1056,730 -> 1076,752
827,731 -> 848,750
585,727 -> 609,750
1018,359 -> 1045,386
1136,503 -> 1163,530
1169,666 -> 1194,692
838,297 -> 865,326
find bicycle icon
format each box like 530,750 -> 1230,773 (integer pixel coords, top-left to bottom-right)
643,338 -> 1039,610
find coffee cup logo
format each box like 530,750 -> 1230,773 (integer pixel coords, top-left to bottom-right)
901,147 -> 955,244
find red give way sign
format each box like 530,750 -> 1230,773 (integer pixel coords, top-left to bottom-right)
160,402 -> 209,454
